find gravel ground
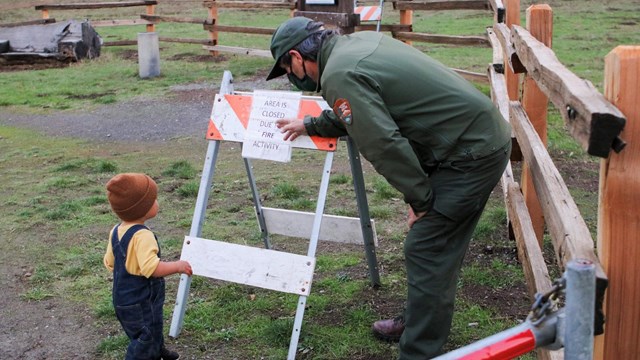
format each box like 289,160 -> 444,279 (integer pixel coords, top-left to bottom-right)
0,77 -> 290,142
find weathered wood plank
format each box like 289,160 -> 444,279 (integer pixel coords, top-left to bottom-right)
394,32 -> 490,46
159,37 -> 212,45
488,66 -> 509,122
204,0 -> 295,9
181,236 -> 315,296
503,168 -> 553,299
488,0 -> 504,22
103,40 -> 137,46
0,18 -> 56,28
488,65 -> 520,160
486,26 -> 503,72
141,14 -> 204,24
511,25 -> 626,158
35,1 -> 157,10
356,24 -> 412,32
393,0 -> 490,11
451,68 -> 488,83
202,44 -> 271,57
492,22 -> 525,73
203,23 -> 275,35
91,19 -> 152,27
509,101 -> 607,283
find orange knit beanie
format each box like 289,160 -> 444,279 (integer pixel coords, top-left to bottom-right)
106,173 -> 157,221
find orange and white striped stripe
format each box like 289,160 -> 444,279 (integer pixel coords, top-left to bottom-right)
206,94 -> 338,151
355,5 -> 381,21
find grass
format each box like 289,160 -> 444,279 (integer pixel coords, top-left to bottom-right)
1,0 -> 638,358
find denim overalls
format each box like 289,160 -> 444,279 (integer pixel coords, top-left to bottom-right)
111,224 -> 166,360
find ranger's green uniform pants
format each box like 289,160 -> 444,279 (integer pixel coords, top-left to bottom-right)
399,142 -> 511,359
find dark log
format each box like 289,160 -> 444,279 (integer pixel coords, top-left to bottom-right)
0,20 -> 101,67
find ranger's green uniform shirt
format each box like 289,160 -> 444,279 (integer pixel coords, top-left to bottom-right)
303,32 -> 511,214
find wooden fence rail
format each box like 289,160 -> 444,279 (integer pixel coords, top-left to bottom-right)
489,2 -> 639,359
7,2 -> 637,357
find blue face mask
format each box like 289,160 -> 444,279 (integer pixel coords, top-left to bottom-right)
288,73 -> 318,92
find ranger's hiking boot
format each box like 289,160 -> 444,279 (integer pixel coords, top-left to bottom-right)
161,346 -> 180,360
372,316 -> 405,342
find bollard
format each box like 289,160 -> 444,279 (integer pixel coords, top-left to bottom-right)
565,258 -> 596,360
137,32 -> 160,79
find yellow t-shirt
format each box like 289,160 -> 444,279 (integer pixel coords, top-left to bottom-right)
103,224 -> 161,278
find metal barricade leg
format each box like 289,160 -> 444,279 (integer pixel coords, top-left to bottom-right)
243,156 -> 271,249
346,137 -> 381,287
170,70 -> 234,337
170,140 -> 221,337
287,151 -> 334,359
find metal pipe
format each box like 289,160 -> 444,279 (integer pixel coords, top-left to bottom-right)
433,308 -> 562,359
564,258 -> 596,360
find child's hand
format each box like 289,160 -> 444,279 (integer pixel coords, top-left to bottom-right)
178,260 -> 193,276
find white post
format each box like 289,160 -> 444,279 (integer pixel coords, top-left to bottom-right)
137,32 -> 160,79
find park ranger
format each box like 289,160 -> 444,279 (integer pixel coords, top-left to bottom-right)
268,16 -> 511,359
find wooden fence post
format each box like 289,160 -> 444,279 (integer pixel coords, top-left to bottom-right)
146,2 -> 156,32
504,0 -> 520,100
208,2 -> 219,56
595,46 -> 640,360
521,4 -> 552,245
399,9 -> 412,46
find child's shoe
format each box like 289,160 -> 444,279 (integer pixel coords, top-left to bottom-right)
161,346 -> 180,360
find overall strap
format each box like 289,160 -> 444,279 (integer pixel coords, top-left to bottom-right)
111,224 -> 150,258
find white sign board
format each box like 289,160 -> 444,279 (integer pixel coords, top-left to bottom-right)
242,90 -> 301,162
180,236 -> 315,296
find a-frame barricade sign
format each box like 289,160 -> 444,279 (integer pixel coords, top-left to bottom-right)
169,71 -> 380,359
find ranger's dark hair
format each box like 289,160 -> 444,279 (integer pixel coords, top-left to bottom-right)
279,21 -> 340,67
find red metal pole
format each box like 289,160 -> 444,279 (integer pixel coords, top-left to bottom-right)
458,328 -> 536,360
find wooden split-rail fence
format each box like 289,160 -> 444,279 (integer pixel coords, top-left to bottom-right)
9,0 -> 510,82
3,1 -> 639,358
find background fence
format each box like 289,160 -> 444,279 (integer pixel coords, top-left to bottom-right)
1,1 -> 638,358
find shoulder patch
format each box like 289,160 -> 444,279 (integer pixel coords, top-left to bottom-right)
333,98 -> 353,125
